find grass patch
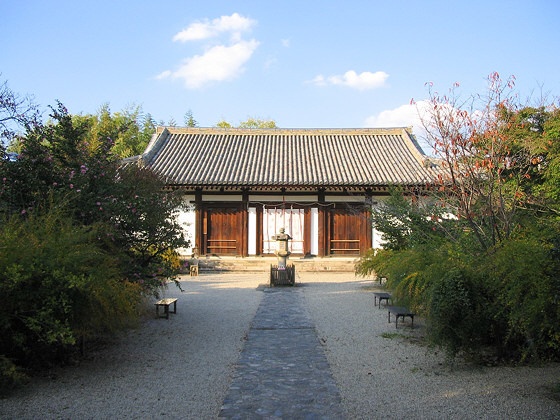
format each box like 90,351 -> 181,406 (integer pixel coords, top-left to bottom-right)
379,332 -> 406,340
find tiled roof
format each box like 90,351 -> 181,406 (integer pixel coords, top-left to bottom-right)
139,127 -> 439,188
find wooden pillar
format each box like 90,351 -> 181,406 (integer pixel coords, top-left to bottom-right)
318,189 -> 326,257
303,206 -> 311,257
256,204 -> 262,256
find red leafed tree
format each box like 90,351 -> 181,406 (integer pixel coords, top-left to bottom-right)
418,72 -> 535,251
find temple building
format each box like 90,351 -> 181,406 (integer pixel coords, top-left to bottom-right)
134,127 -> 438,258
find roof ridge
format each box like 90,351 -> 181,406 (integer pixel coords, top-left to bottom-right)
158,126 -> 410,136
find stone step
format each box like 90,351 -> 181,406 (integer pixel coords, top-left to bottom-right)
189,256 -> 358,272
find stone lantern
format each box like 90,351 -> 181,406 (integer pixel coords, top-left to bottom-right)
272,228 -> 291,269
270,227 -> 295,286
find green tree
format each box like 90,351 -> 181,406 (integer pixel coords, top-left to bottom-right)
0,103 -> 190,380
238,117 -> 277,128
72,104 -> 155,159
184,110 -> 198,127
215,117 -> 277,128
0,78 -> 40,148
215,119 -> 232,128
357,74 -> 560,361
0,102 -> 188,290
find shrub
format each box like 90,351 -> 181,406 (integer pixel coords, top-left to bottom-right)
0,356 -> 28,395
483,238 -> 560,361
427,266 -> 493,356
0,207 -> 142,369
358,237 -> 560,362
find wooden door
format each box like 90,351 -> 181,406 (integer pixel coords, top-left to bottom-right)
328,208 -> 366,255
205,206 -> 241,255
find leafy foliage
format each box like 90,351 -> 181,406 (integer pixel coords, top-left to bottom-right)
0,78 -> 40,147
358,74 -> 560,362
0,101 -> 189,388
0,207 -> 143,368
215,117 -> 277,128
72,104 -> 156,159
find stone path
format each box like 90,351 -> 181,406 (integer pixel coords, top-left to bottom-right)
218,286 -> 345,419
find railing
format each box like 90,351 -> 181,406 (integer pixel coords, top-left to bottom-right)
207,239 -> 237,251
330,239 -> 360,253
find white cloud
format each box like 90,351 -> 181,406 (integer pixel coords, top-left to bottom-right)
365,101 -> 426,129
154,70 -> 171,80
309,75 -> 326,86
169,40 -> 260,89
309,70 -> 389,90
365,100 -> 433,153
281,38 -> 290,47
157,13 -> 259,89
365,101 -> 484,156
173,13 -> 256,42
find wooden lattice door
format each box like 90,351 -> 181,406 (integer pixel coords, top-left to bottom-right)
204,206 -> 241,255
328,207 -> 366,255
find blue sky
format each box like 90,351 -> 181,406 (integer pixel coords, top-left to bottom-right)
2,0 -> 559,145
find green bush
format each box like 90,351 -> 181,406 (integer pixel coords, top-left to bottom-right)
0,207 -> 142,370
483,238 -> 560,361
427,266 -> 493,356
357,237 -> 560,361
0,355 -> 28,395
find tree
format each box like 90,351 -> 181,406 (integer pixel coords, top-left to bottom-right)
0,103 -> 189,377
0,102 -> 188,287
215,119 -> 232,128
418,73 -> 539,251
357,74 -> 560,361
215,117 -> 277,128
184,110 -> 198,127
238,117 -> 277,128
0,78 -> 40,149
71,104 -> 155,159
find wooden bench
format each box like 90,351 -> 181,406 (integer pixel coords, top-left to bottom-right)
387,306 -> 415,328
155,298 -> 178,319
373,292 -> 392,308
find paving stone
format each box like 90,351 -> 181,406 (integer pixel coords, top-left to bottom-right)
218,287 -> 345,419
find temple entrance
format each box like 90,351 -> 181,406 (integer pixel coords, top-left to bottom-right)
328,207 -> 367,255
262,207 -> 305,254
203,206 -> 242,255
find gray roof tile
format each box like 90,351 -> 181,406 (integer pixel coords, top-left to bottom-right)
140,127 -> 439,187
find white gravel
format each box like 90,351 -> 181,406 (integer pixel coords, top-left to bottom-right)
0,273 -> 263,420
1,271 -> 559,419
301,272 -> 560,420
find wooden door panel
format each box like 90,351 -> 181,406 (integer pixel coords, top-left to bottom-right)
206,207 -> 240,255
329,208 -> 364,255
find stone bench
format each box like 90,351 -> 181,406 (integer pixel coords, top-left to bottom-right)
155,298 -> 178,319
373,291 -> 392,308
387,306 -> 415,328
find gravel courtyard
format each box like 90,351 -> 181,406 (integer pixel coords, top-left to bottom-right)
1,272 -> 559,419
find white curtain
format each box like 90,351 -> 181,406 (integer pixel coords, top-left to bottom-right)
263,207 -> 305,254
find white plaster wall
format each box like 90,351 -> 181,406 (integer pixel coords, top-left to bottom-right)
325,195 -> 366,202
370,196 -> 386,249
311,207 -> 318,255
249,195 -> 318,202
176,198 -> 196,256
248,207 -> 257,255
202,194 -> 242,202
